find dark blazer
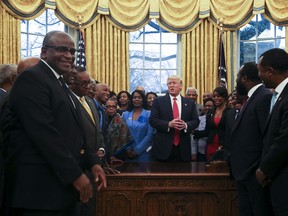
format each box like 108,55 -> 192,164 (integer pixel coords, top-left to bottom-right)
150,94 -> 199,161
1,61 -> 100,210
230,85 -> 271,180
194,106 -> 230,147
80,96 -> 105,153
0,89 -> 6,102
94,99 -> 109,135
260,83 -> 288,180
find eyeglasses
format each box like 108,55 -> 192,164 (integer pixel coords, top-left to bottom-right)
75,80 -> 92,87
45,45 -> 77,55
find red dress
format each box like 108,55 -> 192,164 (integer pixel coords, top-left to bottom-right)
206,117 -> 221,161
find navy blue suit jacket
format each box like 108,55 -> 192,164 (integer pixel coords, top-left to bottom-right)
230,85 -> 271,180
260,83 -> 288,180
150,94 -> 199,161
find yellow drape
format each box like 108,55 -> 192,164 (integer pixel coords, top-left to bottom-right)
264,0 -> 288,26
208,0 -> 254,30
55,0 -> 100,29
3,0 -> 288,30
182,19 -> 237,100
106,0 -> 150,31
158,0 -> 202,33
85,17 -> 129,93
0,4 -> 20,64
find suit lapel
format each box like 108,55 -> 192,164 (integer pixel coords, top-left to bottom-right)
180,96 -> 189,119
84,96 -> 98,125
41,61 -> 82,125
232,86 -> 261,133
165,94 -> 174,119
264,83 -> 288,133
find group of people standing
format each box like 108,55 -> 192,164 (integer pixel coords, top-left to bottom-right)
0,29 -> 288,216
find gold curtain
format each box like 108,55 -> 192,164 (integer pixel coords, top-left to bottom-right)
208,0 -> 254,30
85,16 -> 129,93
157,0 -> 202,33
55,0 -> 100,28
182,19 -> 237,101
0,3 -> 20,64
106,0 -> 150,31
1,0 -> 45,19
3,0 -> 288,30
264,0 -> 288,26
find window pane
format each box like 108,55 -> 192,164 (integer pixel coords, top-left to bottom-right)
130,31 -> 143,43
21,9 -> 64,58
129,20 -> 178,94
257,25 -> 275,39
130,44 -> 144,68
161,45 -> 177,68
240,41 -> 256,66
130,69 -> 143,91
276,38 -> 285,49
21,20 -> 28,32
257,40 -> 275,58
240,24 -> 256,40
144,22 -> 160,43
276,26 -> 285,37
162,33 -> 177,43
142,70 -> 161,92
145,44 -> 160,69
239,14 -> 285,67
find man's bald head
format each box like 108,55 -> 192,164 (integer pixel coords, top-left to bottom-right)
17,57 -> 40,74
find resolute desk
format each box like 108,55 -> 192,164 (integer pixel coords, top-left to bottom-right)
96,162 -> 238,216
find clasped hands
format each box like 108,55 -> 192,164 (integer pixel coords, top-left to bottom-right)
169,117 -> 186,130
73,164 -> 107,204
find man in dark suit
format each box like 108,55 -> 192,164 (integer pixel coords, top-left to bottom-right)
68,66 -> 106,216
150,75 -> 199,162
229,62 -> 272,216
256,48 -> 288,216
1,31 -> 106,216
68,66 -> 105,158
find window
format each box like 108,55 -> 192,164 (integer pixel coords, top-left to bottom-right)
239,14 -> 285,66
21,9 -> 64,57
129,20 -> 180,94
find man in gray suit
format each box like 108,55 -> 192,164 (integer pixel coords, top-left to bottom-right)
229,62 -> 272,216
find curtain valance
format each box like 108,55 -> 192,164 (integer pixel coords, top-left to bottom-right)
1,0 -> 288,32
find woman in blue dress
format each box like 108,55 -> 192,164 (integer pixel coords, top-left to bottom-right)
122,90 -> 155,162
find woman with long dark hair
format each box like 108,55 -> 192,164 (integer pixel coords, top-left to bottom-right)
194,86 -> 229,161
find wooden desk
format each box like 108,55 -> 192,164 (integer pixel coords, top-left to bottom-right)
96,162 -> 238,216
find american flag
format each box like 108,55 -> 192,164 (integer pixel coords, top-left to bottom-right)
76,30 -> 86,68
218,32 -> 227,88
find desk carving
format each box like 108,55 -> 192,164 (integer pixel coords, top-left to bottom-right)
96,162 -> 238,216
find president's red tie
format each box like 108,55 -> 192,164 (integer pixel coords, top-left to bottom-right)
173,97 -> 180,146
